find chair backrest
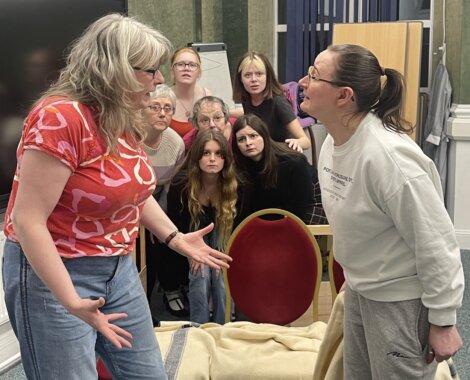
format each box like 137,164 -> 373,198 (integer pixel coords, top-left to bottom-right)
132,225 -> 147,293
224,208 -> 323,325
282,82 -> 317,167
328,248 -> 345,302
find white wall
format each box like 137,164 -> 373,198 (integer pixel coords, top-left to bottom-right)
446,104 -> 470,249
0,223 -> 21,373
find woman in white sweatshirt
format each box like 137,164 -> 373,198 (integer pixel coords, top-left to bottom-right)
299,44 -> 464,379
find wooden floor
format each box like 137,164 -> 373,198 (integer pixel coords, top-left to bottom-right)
291,281 -> 333,326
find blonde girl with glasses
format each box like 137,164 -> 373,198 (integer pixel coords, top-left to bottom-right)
232,51 -> 310,153
170,47 -> 212,138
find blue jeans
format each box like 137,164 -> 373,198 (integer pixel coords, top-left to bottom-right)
2,240 -> 167,380
188,265 -> 226,324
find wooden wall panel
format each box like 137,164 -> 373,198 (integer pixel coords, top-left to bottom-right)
333,23 -> 408,74
332,22 -> 422,140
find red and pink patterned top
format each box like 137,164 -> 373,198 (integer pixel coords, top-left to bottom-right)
3,96 -> 156,258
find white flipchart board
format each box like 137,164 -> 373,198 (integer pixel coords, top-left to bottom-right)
189,43 -> 235,109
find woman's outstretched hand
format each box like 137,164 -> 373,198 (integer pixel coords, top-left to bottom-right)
169,223 -> 232,270
68,297 -> 133,349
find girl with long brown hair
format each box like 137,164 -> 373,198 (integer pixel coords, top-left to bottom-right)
165,129 -> 238,324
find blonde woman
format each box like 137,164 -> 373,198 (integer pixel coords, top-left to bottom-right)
165,129 -> 238,324
232,51 -> 310,153
2,14 -> 230,379
170,47 -> 212,137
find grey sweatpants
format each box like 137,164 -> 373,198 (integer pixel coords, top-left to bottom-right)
344,287 -> 438,379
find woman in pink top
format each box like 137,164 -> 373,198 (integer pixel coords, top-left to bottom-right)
2,14 -> 230,380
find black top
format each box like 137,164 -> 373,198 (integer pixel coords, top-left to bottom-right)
165,170 -> 251,244
166,172 -> 217,247
243,95 -> 296,142
244,155 -> 314,222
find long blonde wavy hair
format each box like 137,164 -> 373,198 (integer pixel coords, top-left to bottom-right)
177,130 -> 238,250
40,13 -> 172,154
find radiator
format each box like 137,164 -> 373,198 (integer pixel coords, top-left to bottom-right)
0,230 -> 8,324
0,228 -> 21,372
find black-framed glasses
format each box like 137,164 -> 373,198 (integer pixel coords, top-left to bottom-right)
148,104 -> 174,114
173,61 -> 200,71
307,66 -> 345,87
133,67 -> 160,78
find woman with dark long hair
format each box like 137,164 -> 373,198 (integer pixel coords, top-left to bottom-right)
165,129 -> 238,324
232,113 -> 326,225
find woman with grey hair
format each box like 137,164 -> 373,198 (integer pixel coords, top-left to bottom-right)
143,84 -> 184,212
141,84 -> 189,319
183,95 -> 232,152
2,14 -> 231,379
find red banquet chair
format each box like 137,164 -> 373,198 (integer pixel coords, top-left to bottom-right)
223,208 -> 323,325
97,357 -> 112,380
327,248 -> 345,303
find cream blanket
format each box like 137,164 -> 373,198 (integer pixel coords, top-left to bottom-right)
155,293 -> 457,379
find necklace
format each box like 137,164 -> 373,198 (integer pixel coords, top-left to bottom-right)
178,97 -> 194,120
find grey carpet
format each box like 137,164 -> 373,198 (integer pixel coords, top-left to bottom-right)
454,249 -> 470,379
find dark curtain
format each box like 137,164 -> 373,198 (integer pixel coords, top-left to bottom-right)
285,0 -> 398,82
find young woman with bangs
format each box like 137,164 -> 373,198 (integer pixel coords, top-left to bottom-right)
232,51 -> 310,153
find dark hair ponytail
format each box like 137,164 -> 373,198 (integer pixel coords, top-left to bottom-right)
373,68 -> 413,134
328,44 -> 413,134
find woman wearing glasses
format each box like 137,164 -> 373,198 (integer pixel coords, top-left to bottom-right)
232,51 -> 310,153
165,130 -> 238,324
2,14 -> 232,379
170,47 -> 212,138
183,96 -> 232,152
299,44 -> 464,379
142,84 -> 188,320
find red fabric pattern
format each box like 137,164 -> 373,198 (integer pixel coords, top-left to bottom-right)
4,97 -> 156,257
